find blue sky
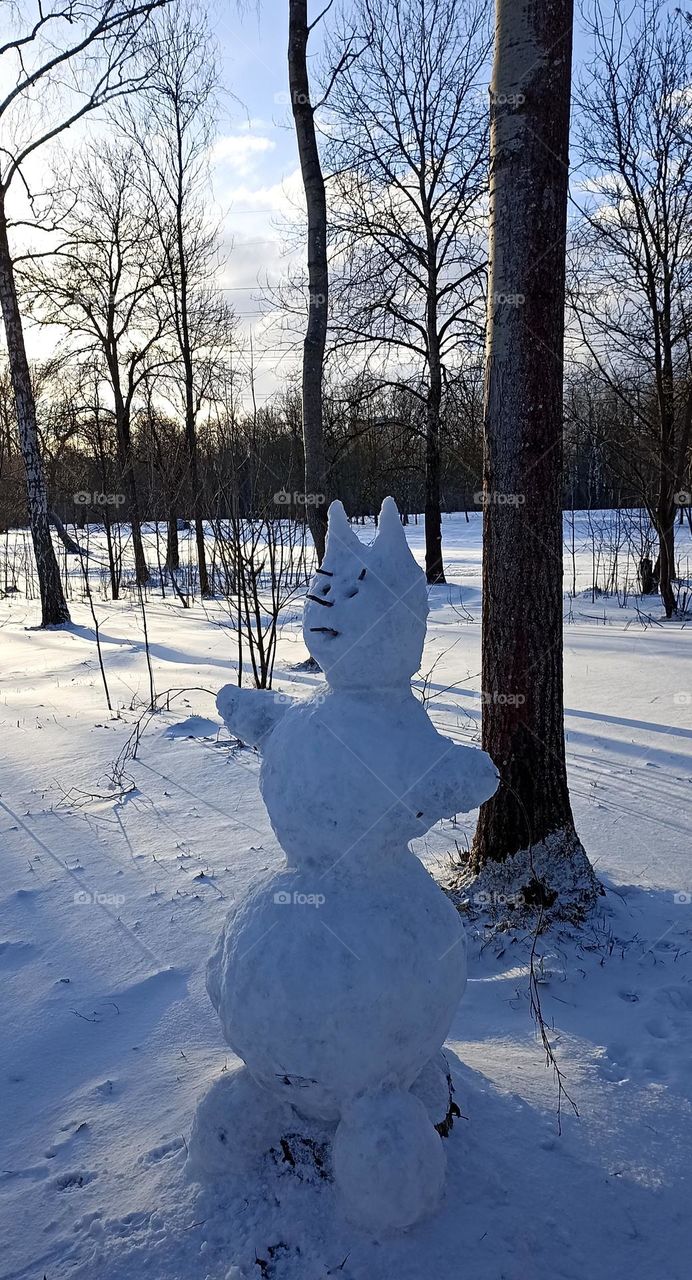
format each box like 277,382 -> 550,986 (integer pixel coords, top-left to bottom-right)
5,1 -> 617,404
205,1 -> 604,404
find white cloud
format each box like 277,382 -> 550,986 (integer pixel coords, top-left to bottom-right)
211,133 -> 276,176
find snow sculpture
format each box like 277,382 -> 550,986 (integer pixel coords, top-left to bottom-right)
195,497 -> 498,1231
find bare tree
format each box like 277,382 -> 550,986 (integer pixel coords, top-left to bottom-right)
124,4 -> 223,594
23,143 -> 171,585
571,0 -> 692,617
288,0 -> 331,562
0,0 -> 170,623
324,0 -> 489,583
470,0 -> 598,910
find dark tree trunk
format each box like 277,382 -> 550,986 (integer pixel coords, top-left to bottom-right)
174,134 -> 210,597
471,0 -> 594,891
50,510 -> 81,556
288,0 -> 329,563
166,510 -> 180,571
425,319 -> 446,583
0,197 -> 70,625
111,380 -> 149,587
656,309 -> 677,617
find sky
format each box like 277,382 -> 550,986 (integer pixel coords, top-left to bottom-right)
205,0 -> 598,406
1,1 -> 627,408
204,0 -> 321,406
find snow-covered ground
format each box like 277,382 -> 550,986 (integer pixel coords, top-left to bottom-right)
1,511 -> 691,1279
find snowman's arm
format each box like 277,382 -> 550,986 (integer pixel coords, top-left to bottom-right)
424,740 -> 499,818
216,684 -> 293,751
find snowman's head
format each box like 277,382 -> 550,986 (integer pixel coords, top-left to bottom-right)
303,497 -> 428,690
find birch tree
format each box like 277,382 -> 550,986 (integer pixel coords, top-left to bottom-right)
470,0 -> 598,911
0,0 -> 170,624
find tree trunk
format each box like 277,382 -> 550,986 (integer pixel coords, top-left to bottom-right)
656,306 -> 677,617
174,124 -> 210,598
111,381 -> 149,587
166,510 -> 180,571
50,510 -> 81,556
188,444 -> 209,596
656,499 -> 676,616
0,197 -> 70,625
288,0 -> 329,563
471,0 -> 596,907
425,313 -> 446,583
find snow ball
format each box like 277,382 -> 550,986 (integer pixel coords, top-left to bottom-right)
333,1089 -> 445,1232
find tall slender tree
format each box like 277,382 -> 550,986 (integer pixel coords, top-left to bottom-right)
126,5 -> 221,594
0,0 -> 170,624
470,0 -> 598,911
288,0 -> 331,562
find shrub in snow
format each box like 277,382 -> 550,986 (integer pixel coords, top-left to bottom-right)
193,497 -> 498,1231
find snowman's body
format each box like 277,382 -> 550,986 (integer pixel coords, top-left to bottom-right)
202,498 -> 498,1231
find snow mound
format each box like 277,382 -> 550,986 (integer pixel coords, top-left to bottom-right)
164,716 -> 220,740
186,1065 -> 295,1180
448,827 -> 602,924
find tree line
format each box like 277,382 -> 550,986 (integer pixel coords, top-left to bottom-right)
1,0 -> 691,628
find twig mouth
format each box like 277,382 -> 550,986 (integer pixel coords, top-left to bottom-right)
306,593 -> 334,607
309,627 -> 340,637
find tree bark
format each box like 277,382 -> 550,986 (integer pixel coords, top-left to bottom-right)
174,108 -> 210,596
288,0 -> 329,563
425,269 -> 446,583
472,0 -> 592,879
166,510 -> 180,571
657,326 -> 677,616
110,372 -> 149,586
0,196 -> 70,625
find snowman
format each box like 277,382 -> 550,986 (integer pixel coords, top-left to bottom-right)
191,497 -> 498,1231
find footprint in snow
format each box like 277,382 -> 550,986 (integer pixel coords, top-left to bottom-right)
645,1016 -> 672,1040
139,1136 -> 186,1165
53,1169 -> 96,1191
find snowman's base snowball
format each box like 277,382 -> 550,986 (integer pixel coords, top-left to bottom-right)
186,1065 -> 295,1180
333,1089 -> 445,1232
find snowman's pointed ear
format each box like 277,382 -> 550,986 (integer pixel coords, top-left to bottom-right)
377,496 -> 405,540
371,496 -> 424,585
325,500 -> 363,555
